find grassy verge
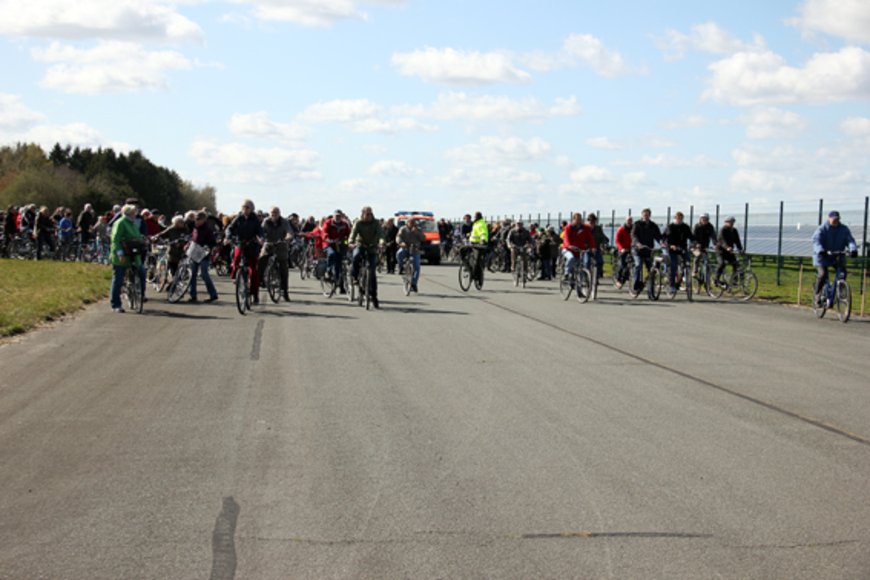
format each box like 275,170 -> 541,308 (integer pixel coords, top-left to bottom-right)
0,260 -> 112,337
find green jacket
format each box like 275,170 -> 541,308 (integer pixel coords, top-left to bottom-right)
350,219 -> 385,249
470,219 -> 489,244
110,215 -> 144,267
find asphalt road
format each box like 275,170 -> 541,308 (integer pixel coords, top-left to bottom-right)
1,264 -> 869,579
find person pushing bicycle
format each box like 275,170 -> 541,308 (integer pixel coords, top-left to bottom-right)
812,210 -> 858,307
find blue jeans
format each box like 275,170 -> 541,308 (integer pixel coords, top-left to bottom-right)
110,263 -> 145,308
632,249 -> 652,290
667,249 -> 687,290
351,247 -> 379,297
592,249 -> 604,276
562,249 -> 590,277
325,245 -> 346,283
190,257 -> 218,300
396,248 -> 421,286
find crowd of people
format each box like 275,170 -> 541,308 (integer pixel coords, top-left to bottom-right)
0,199 -> 860,314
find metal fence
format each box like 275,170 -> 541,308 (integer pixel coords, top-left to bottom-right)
449,196 -> 870,293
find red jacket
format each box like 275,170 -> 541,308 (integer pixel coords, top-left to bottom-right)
562,223 -> 595,255
323,217 -> 351,244
615,225 -> 632,251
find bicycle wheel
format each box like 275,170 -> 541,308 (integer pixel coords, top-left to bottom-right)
575,268 -> 591,303
357,269 -> 366,307
167,262 -> 191,303
474,269 -> 484,290
709,272 -> 726,299
527,258 -> 538,282
834,280 -> 851,322
153,259 -> 167,292
126,269 -> 143,313
648,267 -> 662,301
458,261 -> 472,292
559,271 -> 573,300
512,264 -> 521,287
266,262 -> 281,304
364,270 -> 373,310
736,270 -> 758,302
684,264 -> 693,302
402,265 -> 412,296
235,267 -> 249,315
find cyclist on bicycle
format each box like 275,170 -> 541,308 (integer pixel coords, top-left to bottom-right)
396,217 -> 425,292
154,215 -> 189,277
714,216 -> 743,287
226,199 -> 265,304
630,208 -> 662,292
691,212 -> 716,277
468,211 -> 489,282
460,214 -> 474,239
508,220 -> 533,274
350,206 -> 386,308
613,215 -> 633,289
109,204 -> 145,313
812,210 -> 858,306
662,211 -> 693,294
562,212 -> 596,279
323,209 -> 351,292
259,207 -> 293,302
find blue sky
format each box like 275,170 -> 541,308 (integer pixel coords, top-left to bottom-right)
1,0 -> 868,218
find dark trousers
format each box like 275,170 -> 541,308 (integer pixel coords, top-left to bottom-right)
716,251 -> 737,282
351,247 -> 378,298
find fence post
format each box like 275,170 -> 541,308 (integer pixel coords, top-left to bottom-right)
818,198 -> 823,226
862,196 -> 869,301
689,205 -> 694,227
628,208 -> 632,217
547,212 -> 551,228
715,204 -> 720,230
776,200 -> 784,286
797,259 -> 803,306
611,209 -> 616,244
666,206 -> 671,224
743,202 -> 749,252
557,212 -> 561,226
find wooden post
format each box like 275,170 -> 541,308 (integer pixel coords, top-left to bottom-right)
862,265 -> 867,318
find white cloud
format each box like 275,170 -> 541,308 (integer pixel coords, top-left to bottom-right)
391,47 -> 531,85
351,117 -> 437,134
298,98 -> 379,123
841,116 -> 870,136
0,94 -> 45,131
704,47 -> 870,106
395,92 -> 580,123
788,0 -> 870,45
33,40 -> 193,94
613,153 -> 723,169
656,22 -> 765,60
730,169 -> 794,192
446,136 -> 551,166
229,0 -> 405,28
190,140 -> 322,183
23,122 -> 130,152
368,159 -> 421,177
742,107 -> 806,139
229,112 -> 308,141
0,0 -> 203,41
586,137 -> 621,150
522,33 -> 634,77
663,114 -> 709,130
570,165 -> 614,184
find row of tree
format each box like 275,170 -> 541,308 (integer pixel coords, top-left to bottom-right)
0,143 -> 216,214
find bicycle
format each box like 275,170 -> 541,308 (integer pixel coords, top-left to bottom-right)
511,244 -> 529,288
611,249 -> 632,290
120,241 -> 146,314
711,253 -> 758,301
458,244 -> 486,292
262,240 -> 288,304
559,248 -> 593,303
320,241 -> 349,299
691,248 -> 714,297
627,245 -> 663,300
232,239 -> 257,315
354,246 -> 377,310
398,244 -> 420,296
813,251 -> 852,323
664,249 -> 693,302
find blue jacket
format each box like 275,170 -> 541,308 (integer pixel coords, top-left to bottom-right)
812,222 -> 857,267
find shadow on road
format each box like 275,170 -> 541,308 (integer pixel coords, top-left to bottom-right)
141,309 -> 230,320
256,309 -> 354,320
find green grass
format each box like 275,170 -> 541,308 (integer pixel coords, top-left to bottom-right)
0,260 -> 112,336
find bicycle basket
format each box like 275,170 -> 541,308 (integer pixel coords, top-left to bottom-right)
186,241 -> 209,264
124,239 -> 147,257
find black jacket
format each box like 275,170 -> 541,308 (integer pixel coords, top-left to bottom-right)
716,226 -> 743,253
693,222 -> 716,249
663,222 -> 693,250
631,220 -> 662,250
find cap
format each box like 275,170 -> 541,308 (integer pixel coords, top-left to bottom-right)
725,216 -> 736,223
701,212 -> 710,219
828,210 -> 840,219
333,209 -> 342,215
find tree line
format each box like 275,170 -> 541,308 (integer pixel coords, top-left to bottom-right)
0,143 -> 216,214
